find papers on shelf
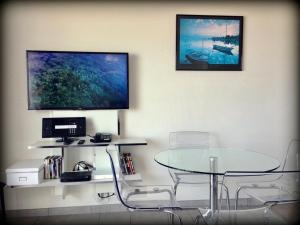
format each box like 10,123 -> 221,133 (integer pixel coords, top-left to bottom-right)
92,170 -> 119,180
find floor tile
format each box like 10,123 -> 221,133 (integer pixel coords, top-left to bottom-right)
35,214 -> 99,225
130,211 -> 169,225
4,205 -> 292,225
5,217 -> 37,225
99,212 -> 130,225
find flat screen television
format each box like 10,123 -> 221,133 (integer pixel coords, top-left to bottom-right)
27,50 -> 129,110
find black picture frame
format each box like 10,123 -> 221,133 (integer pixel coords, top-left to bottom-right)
176,14 -> 243,71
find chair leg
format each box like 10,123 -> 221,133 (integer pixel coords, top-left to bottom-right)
174,182 -> 179,196
163,210 -> 183,225
226,187 -> 230,210
263,202 -> 276,225
219,183 -> 230,211
195,215 -> 201,225
194,211 -> 208,225
235,187 -> 243,210
222,184 -> 231,210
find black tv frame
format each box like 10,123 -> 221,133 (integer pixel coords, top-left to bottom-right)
26,50 -> 129,110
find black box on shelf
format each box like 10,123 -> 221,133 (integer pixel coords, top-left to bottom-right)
60,171 -> 92,182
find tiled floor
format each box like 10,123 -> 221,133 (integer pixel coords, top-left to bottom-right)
2,207 -> 295,225
3,210 -> 199,225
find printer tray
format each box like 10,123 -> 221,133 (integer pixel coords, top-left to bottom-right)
60,171 -> 92,182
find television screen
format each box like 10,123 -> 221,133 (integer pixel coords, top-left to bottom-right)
27,51 -> 129,110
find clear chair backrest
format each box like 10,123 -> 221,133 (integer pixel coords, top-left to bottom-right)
281,139 -> 300,171
279,140 -> 300,184
106,145 -> 133,209
169,131 -> 210,149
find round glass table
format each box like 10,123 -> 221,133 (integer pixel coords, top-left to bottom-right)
154,147 -> 280,218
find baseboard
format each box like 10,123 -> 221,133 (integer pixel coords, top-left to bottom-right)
6,204 -> 127,218
6,198 -> 258,218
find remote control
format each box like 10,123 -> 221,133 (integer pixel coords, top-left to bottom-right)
78,140 -> 85,145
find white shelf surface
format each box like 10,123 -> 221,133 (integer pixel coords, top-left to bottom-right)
14,137 -> 146,189
8,173 -> 142,188
28,137 -> 147,149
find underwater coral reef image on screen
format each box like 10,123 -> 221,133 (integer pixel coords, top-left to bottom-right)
27,51 -> 129,110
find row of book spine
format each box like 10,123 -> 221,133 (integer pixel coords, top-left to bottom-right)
44,155 -> 63,179
120,152 -> 135,175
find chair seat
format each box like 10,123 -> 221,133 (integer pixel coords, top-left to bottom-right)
235,173 -> 300,207
235,173 -> 283,186
244,187 -> 300,204
236,175 -> 299,193
172,170 -> 210,184
122,184 -> 180,208
125,199 -> 180,209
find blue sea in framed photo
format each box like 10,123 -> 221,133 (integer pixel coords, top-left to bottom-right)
176,15 -> 243,71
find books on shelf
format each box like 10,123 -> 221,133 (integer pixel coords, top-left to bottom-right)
44,155 -> 63,179
120,152 -> 135,175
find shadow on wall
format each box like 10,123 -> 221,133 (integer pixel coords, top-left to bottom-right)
0,4 -> 5,182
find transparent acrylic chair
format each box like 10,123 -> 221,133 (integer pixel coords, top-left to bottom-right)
106,145 -> 187,225
168,131 -> 230,210
169,131 -> 210,195
220,170 -> 300,225
234,139 -> 299,210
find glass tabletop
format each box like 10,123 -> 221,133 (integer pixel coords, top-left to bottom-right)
154,148 -> 280,175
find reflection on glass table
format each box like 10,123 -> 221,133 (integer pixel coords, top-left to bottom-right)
154,147 -> 280,222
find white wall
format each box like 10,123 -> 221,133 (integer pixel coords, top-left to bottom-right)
1,0 -> 298,209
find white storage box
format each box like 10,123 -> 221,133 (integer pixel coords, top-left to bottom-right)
6,159 -> 44,186
92,169 -> 114,180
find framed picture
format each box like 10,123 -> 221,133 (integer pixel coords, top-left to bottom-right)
176,15 -> 243,71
